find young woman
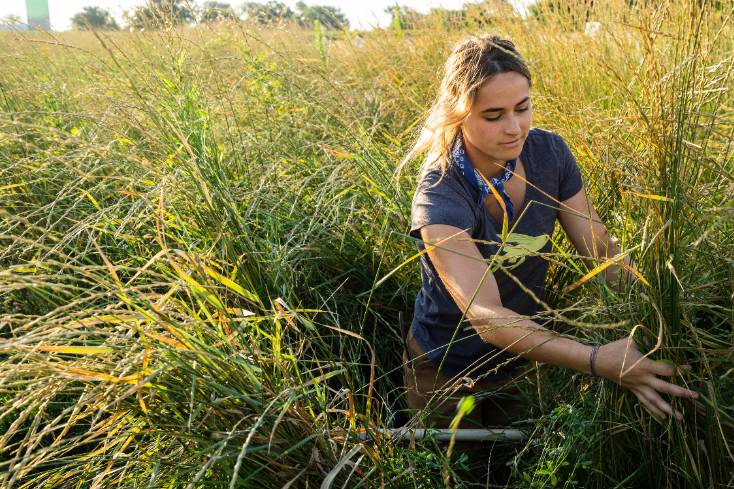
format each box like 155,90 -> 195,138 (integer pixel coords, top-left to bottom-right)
399,35 -> 698,429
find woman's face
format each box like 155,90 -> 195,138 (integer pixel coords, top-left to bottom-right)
461,71 -> 532,172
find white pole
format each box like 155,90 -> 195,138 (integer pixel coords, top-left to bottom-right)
357,427 -> 527,442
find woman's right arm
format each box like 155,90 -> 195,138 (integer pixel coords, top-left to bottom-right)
420,223 -> 699,421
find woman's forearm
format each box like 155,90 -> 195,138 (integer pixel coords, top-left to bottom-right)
463,303 -> 698,422
466,304 -> 593,374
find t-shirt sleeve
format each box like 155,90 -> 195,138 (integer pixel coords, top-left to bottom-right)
555,135 -> 584,202
409,171 -> 475,241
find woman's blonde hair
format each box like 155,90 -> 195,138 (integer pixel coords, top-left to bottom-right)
397,35 -> 532,180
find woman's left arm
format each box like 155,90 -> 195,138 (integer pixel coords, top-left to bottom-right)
557,188 -> 632,287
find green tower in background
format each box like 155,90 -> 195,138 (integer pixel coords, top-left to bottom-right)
26,0 -> 50,30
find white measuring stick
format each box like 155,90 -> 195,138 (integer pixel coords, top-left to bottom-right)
356,427 -> 527,442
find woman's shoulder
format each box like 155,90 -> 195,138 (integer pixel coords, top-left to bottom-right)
411,159 -> 476,209
524,127 -> 572,169
416,159 -> 464,192
526,127 -> 565,148
526,127 -> 583,200
410,158 -> 478,239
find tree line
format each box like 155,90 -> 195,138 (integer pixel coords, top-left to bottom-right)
69,0 -> 691,33
71,0 -> 350,31
69,0 -> 530,33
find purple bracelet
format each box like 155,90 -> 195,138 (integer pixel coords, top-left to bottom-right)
589,345 -> 600,377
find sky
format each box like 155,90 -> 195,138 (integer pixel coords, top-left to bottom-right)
0,0 -> 534,31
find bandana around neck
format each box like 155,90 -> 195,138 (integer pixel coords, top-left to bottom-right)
450,132 -> 517,223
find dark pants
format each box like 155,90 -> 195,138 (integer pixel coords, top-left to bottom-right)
402,328 -> 535,485
402,327 -> 531,429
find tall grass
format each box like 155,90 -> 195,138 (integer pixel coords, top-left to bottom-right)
1,1 -> 733,487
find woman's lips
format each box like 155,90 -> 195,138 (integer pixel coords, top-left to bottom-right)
500,138 -> 521,147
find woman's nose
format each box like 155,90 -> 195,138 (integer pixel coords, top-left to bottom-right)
505,116 -> 521,135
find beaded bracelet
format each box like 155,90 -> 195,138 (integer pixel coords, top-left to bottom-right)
589,345 -> 601,377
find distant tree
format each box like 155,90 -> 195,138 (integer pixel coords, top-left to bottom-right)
241,1 -> 295,24
71,6 -> 120,30
1,14 -> 24,25
125,0 -> 195,30
295,1 -> 348,30
424,7 -> 465,30
463,0 -> 516,27
384,5 -> 424,30
529,0 -> 595,25
199,1 -> 236,22
384,4 -> 465,31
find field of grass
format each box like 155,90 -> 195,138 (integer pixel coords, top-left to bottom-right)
1,0 -> 733,487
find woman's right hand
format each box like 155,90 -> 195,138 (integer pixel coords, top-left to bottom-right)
594,337 -> 699,421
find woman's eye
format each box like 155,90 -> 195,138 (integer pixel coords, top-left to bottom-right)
485,107 -> 529,122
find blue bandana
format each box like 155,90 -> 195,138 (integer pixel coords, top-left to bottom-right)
450,132 -> 517,223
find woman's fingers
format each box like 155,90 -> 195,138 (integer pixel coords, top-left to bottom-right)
649,376 -> 699,400
648,359 -> 677,377
606,343 -> 698,421
647,374 -> 697,422
648,359 -> 693,378
633,388 -> 666,420
641,386 -> 674,418
639,385 -> 683,420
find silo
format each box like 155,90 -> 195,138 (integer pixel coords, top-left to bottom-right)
26,0 -> 50,30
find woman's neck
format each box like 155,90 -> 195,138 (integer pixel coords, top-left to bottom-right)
463,140 -> 508,180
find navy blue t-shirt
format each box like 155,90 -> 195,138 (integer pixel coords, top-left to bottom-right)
409,127 -> 584,381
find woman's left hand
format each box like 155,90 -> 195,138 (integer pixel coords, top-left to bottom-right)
594,337 -> 699,421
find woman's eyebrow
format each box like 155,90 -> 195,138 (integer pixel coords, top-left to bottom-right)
481,96 -> 530,113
